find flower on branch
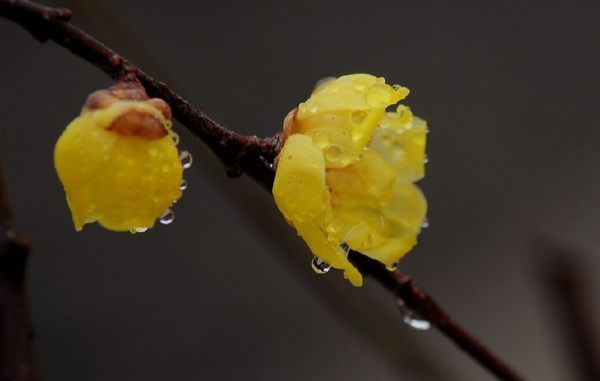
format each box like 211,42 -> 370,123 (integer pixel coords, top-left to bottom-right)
273,74 -> 428,286
54,82 -> 188,232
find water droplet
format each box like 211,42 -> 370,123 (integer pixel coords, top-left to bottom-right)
312,132 -> 329,149
392,143 -> 404,156
366,85 -> 391,107
325,144 -> 342,162
349,110 -> 368,126
159,208 -> 175,225
309,105 -> 319,113
179,150 -> 193,169
311,256 -> 331,274
422,218 -> 430,229
396,105 -> 411,123
130,227 -> 149,234
338,152 -> 352,166
171,132 -> 180,145
397,299 -> 431,331
424,155 -> 429,164
180,179 -> 188,190
404,315 -> 432,330
352,78 -> 368,91
326,221 -> 341,234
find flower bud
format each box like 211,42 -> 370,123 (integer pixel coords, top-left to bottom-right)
54,82 -> 183,232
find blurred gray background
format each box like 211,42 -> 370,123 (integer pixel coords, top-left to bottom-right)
1,0 -> 599,380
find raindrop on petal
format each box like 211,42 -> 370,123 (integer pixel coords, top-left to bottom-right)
180,179 -> 188,190
311,256 -> 331,274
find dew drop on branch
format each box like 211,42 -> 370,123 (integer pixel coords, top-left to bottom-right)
397,299 -> 431,331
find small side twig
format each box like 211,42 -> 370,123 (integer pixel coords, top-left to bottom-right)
0,156 -> 35,381
0,1 -> 528,381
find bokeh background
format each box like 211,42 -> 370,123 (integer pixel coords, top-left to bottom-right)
1,0 -> 599,380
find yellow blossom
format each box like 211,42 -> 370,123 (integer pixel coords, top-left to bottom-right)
273,74 -> 427,286
54,83 -> 184,232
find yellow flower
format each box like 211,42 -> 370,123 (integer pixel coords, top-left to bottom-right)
273,74 -> 427,286
54,83 -> 185,232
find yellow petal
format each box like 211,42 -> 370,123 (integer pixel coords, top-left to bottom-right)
273,134 -> 361,285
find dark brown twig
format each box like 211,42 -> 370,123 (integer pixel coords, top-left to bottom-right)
0,1 -> 527,380
0,0 -> 281,190
349,252 -> 525,381
0,156 -> 35,381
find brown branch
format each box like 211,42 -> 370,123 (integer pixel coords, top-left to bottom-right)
0,0 -> 281,190
0,156 -> 36,381
348,252 -> 526,381
0,1 -> 528,381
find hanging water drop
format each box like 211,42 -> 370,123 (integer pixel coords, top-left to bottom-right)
159,208 -> 174,225
385,261 -> 399,271
424,154 -> 429,164
179,150 -> 193,169
180,179 -> 188,190
397,299 -> 431,331
422,218 -> 430,229
130,227 -> 148,234
311,256 -> 331,274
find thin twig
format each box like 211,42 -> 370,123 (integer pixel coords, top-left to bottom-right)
349,252 -> 525,381
0,1 -> 527,380
0,155 -> 36,381
0,0 -> 281,189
